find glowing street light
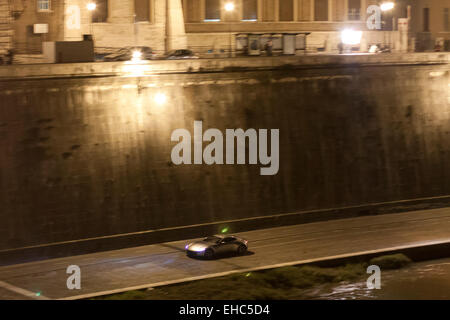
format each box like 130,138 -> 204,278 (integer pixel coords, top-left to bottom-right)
225,2 -> 235,58
341,29 -> 363,45
380,2 -> 395,12
154,93 -> 167,105
224,2 -> 235,12
380,2 -> 395,50
131,50 -> 142,62
87,2 -> 96,11
87,3 -> 96,35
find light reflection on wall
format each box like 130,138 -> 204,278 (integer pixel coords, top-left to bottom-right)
122,61 -> 152,77
154,92 -> 167,106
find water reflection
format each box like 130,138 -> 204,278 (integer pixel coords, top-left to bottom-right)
308,258 -> 450,300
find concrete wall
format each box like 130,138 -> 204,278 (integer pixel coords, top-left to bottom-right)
1,53 -> 449,78
0,58 -> 450,251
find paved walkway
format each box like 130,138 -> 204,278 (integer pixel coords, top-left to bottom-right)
0,208 -> 449,300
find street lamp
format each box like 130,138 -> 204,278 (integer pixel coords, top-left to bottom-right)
380,2 -> 395,12
87,3 -> 96,35
225,2 -> 235,12
380,2 -> 395,50
225,2 -> 235,58
87,2 -> 96,11
341,29 -> 363,46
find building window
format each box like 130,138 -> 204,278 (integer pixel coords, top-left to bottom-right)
279,0 -> 293,21
205,0 -> 220,21
242,0 -> 257,21
423,8 -> 429,32
315,0 -> 328,21
348,0 -> 360,21
444,8 -> 450,32
92,0 -> 108,23
135,0 -> 150,22
184,0 -> 201,22
37,0 -> 51,12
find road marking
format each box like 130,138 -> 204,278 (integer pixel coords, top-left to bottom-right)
59,240 -> 450,300
0,281 -> 50,300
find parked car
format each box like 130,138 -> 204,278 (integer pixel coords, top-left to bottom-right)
164,49 -> 199,60
102,46 -> 157,62
185,235 -> 248,259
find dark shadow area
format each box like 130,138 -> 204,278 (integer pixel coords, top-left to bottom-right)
186,250 -> 255,261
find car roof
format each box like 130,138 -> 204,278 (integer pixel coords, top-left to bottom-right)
216,235 -> 238,239
205,235 -> 240,240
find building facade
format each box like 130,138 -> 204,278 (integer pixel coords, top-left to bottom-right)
408,0 -> 450,51
9,0 -> 64,54
183,0 -> 413,54
0,0 -> 14,55
4,0 -> 450,57
6,0 -> 186,56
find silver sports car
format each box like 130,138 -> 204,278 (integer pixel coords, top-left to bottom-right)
185,235 -> 248,259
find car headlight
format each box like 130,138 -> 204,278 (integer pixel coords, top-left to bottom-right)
189,246 -> 206,252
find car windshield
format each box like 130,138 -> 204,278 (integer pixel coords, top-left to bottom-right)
203,236 -> 221,243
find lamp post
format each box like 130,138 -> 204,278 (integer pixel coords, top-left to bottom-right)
380,2 -> 395,50
380,2 -> 394,12
87,2 -> 96,35
225,2 -> 235,58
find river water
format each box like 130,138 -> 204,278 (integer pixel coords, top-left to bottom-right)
306,258 -> 450,300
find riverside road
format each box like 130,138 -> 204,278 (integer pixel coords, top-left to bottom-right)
0,207 -> 449,299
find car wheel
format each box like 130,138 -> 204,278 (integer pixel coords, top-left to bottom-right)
237,244 -> 247,255
204,248 -> 214,259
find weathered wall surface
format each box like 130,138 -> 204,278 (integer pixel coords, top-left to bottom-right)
10,0 -> 64,53
0,63 -> 450,250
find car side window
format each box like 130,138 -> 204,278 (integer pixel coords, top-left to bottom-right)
222,237 -> 235,243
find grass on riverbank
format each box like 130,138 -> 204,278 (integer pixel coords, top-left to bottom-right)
369,253 -> 412,270
93,254 -> 412,300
